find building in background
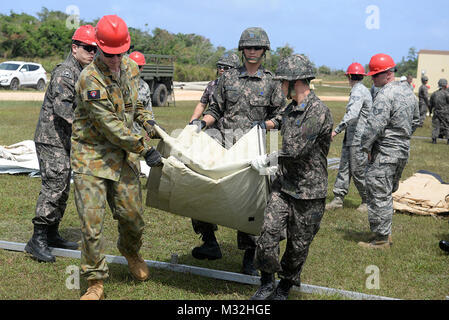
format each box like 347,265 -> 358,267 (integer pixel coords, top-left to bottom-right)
415,50 -> 449,94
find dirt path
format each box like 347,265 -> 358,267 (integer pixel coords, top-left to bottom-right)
0,90 -> 348,102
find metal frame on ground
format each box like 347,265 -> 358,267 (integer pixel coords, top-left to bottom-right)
0,240 -> 398,300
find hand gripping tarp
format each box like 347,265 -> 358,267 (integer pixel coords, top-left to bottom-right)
145,125 -> 270,235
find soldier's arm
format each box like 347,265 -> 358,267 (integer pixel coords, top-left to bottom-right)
411,99 -> 420,133
360,93 -> 391,153
51,69 -> 77,124
334,93 -> 362,135
266,80 -> 286,130
203,77 -> 226,126
81,85 -> 150,156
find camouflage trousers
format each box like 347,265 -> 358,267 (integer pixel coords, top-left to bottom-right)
432,112 -> 449,139
333,145 -> 367,202
191,219 -> 257,250
73,163 -> 145,281
365,155 -> 407,237
33,143 -> 71,226
419,103 -> 428,125
254,187 -> 325,287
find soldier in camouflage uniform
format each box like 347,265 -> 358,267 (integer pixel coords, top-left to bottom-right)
419,75 -> 430,123
326,63 -> 372,213
358,54 -> 420,249
198,27 -> 285,276
73,15 -> 163,300
25,25 -> 97,263
189,52 -> 240,126
429,79 -> 449,144
129,51 -> 155,135
251,54 -> 333,300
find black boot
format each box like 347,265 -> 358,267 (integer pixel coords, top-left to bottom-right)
432,138 -> 437,144
241,248 -> 259,276
24,224 -> 56,263
192,231 -> 222,260
250,272 -> 275,300
47,223 -> 79,250
439,240 -> 449,253
271,279 -> 293,300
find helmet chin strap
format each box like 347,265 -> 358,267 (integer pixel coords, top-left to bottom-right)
243,51 -> 265,64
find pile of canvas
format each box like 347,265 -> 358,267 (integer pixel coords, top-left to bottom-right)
393,170 -> 449,216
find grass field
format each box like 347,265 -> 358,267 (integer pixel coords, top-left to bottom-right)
0,99 -> 448,301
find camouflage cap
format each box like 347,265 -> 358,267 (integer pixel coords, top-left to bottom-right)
217,52 -> 240,68
438,78 -> 448,88
274,54 -> 316,81
238,27 -> 270,51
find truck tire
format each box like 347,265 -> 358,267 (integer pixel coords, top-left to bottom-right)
152,83 -> 168,106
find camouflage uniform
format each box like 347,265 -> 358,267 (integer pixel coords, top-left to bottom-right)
332,82 -> 372,203
360,81 -> 420,237
132,78 -> 154,134
419,83 -> 430,121
202,65 -> 285,249
254,91 -> 333,286
33,53 -> 83,226
71,55 -> 155,281
430,87 -> 449,140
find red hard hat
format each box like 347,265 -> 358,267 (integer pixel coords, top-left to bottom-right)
95,15 -> 131,54
366,53 -> 396,76
72,25 -> 97,46
346,62 -> 366,75
129,51 -> 146,66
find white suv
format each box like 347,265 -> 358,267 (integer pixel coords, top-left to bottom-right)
0,61 -> 47,91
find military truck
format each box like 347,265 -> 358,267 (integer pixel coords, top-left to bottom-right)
140,54 -> 175,107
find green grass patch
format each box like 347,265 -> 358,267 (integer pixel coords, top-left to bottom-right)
0,100 -> 448,300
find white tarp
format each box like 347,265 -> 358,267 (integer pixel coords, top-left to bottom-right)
0,140 -> 40,176
146,125 -> 269,235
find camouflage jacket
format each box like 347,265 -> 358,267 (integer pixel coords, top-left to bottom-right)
276,91 -> 333,200
205,65 -> 285,146
138,78 -> 154,119
34,54 -> 83,151
71,55 -> 154,181
419,84 -> 430,108
430,88 -> 449,115
334,82 -> 372,146
200,79 -> 218,106
361,81 -> 420,161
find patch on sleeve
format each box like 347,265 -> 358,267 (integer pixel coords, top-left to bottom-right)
87,90 -> 101,100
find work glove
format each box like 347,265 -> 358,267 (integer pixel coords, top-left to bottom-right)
144,148 -> 163,167
189,119 -> 207,133
251,121 -> 267,130
144,120 -> 166,139
251,153 -> 278,176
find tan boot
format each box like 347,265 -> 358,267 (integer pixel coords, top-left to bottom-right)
325,197 -> 344,210
356,203 -> 368,213
121,251 -> 149,281
358,234 -> 391,249
80,280 -> 104,300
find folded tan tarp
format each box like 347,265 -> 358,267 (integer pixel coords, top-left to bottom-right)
145,125 -> 269,235
393,171 -> 449,216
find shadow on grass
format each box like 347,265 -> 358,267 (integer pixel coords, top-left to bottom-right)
335,228 -> 373,243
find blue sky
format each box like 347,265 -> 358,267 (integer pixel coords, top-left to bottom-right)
1,0 -> 448,70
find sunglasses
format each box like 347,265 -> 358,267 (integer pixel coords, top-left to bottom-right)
245,46 -> 264,51
80,45 -> 97,53
217,65 -> 231,71
102,52 -> 124,58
